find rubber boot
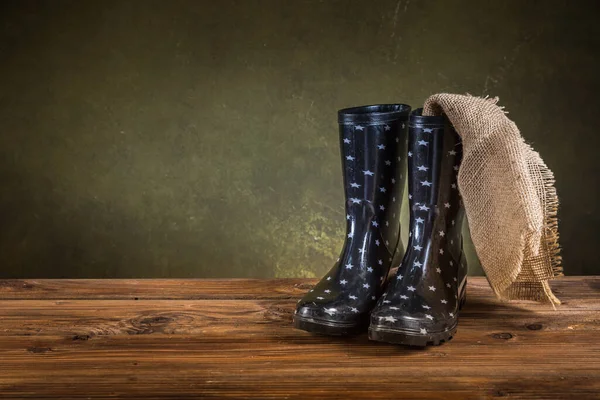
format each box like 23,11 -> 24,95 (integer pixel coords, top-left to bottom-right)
368,108 -> 467,346
294,104 -> 411,335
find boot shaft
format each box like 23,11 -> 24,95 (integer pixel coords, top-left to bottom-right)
338,104 -> 410,254
407,109 -> 465,260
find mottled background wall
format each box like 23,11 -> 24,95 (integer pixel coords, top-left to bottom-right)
1,0 -> 598,278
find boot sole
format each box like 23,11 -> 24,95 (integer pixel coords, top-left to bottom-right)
367,323 -> 458,346
293,315 -> 367,336
368,285 -> 467,347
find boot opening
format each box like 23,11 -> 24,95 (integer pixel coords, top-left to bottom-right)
338,104 -> 411,124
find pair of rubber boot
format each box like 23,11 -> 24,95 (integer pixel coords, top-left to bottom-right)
293,104 -> 467,346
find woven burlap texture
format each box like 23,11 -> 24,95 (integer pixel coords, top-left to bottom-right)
423,93 -> 562,305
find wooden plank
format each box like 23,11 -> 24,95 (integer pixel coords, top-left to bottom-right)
0,278 -> 598,399
0,299 -> 597,337
0,278 -> 310,300
0,277 -> 597,302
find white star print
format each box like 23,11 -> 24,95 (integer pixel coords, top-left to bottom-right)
439,230 -> 445,237
421,180 -> 432,187
348,232 -> 353,238
417,140 -> 428,146
349,295 -> 357,300
383,300 -> 391,304
436,267 -> 441,273
324,289 -> 331,293
367,267 -> 373,273
420,328 -> 428,334
358,248 -> 365,255
417,165 -> 429,171
429,286 -> 436,292
444,202 -> 451,208
346,155 -> 355,161
407,286 -> 416,292
408,194 -> 412,199
449,312 -> 454,317
449,261 -> 454,266
451,183 -> 457,189
415,217 -> 424,224
379,187 -> 387,193
350,198 -> 361,204
385,221 -> 389,227
377,144 -> 385,150
446,283 -> 451,288
453,165 -> 459,171
346,214 -> 350,220
396,274 -> 403,280
448,150 -> 457,156
378,259 -> 383,265
372,220 -> 379,227
408,151 -> 413,157
441,299 -> 448,304
389,306 -> 399,310
363,170 -> 374,176
326,276 -> 331,281
324,308 -> 337,315
350,307 -> 359,313
363,283 -> 370,289
395,137 -> 399,143
453,277 -> 457,282
400,295 -> 408,300
414,245 -> 422,251
419,205 -> 430,211
425,314 -> 434,320
439,249 -> 444,255
371,296 -> 376,300
414,261 -> 422,267
384,316 -> 397,323
391,178 -> 396,184
343,138 -> 351,144
384,124 -> 391,131
355,125 -> 364,131
385,160 -> 391,166
392,196 -> 396,202
385,240 -> 389,246
423,128 -> 434,133
340,279 -> 348,285
379,205 -> 385,211
345,263 -> 353,270
375,240 -> 380,246
422,305 -> 431,310
350,182 -> 361,188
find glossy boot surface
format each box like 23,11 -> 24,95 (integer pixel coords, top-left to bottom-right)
368,109 -> 467,346
294,104 -> 411,335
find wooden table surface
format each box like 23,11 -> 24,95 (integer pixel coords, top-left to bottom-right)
0,277 -> 598,399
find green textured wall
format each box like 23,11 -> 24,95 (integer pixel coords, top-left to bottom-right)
0,0 -> 598,278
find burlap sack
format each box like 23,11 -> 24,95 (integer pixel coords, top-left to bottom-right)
423,93 -> 562,305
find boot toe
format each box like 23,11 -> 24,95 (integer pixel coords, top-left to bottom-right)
295,300 -> 367,325
370,306 -> 456,335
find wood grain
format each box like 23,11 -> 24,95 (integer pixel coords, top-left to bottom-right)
0,277 -> 598,399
